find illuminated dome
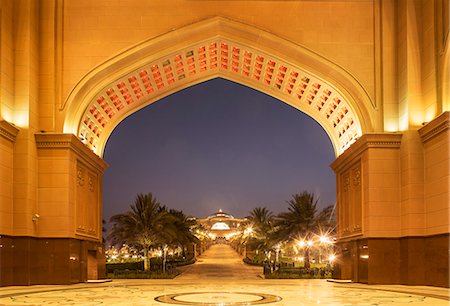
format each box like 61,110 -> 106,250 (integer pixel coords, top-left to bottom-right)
207,209 -> 234,219
197,209 -> 246,241
211,222 -> 231,230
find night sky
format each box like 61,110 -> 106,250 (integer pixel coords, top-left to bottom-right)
102,79 -> 335,221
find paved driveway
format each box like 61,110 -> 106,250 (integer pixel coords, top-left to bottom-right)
177,244 -> 261,280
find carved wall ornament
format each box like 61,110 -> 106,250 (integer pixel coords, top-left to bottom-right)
353,168 -> 361,186
343,174 -> 350,191
77,167 -> 85,186
88,174 -> 95,192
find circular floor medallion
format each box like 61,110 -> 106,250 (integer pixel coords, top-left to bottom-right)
154,292 -> 282,305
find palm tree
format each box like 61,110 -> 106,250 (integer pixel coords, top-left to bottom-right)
246,207 -> 276,259
248,207 -> 273,235
316,204 -> 336,235
108,193 -> 171,271
167,209 -> 199,258
274,191 -> 331,269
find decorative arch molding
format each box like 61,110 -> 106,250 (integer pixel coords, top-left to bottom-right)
63,17 -> 375,157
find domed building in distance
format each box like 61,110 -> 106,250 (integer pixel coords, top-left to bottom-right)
197,209 -> 247,241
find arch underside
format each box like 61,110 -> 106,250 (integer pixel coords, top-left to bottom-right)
64,18 -> 367,157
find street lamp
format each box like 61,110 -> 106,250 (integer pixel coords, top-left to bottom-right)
162,244 -> 169,274
275,244 -> 281,263
319,235 -> 330,244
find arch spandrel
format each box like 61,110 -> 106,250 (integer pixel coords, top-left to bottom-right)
63,17 -> 374,157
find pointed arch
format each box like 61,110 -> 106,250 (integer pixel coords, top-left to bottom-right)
63,17 -> 375,157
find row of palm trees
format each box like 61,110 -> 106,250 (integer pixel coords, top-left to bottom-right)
108,193 -> 199,270
240,191 -> 335,268
108,191 -> 335,271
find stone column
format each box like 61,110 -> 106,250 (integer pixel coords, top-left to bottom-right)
0,121 -> 20,286
331,133 -> 403,284
6,133 -> 109,285
331,113 -> 449,287
418,112 -> 450,287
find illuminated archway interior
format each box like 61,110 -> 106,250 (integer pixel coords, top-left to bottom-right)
69,37 -> 363,157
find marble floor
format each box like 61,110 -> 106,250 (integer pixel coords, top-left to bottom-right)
0,244 -> 448,306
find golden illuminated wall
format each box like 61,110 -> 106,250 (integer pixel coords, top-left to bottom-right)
57,0 -> 378,126
35,134 -> 107,240
0,0 -> 14,123
395,0 -> 450,129
0,121 -> 18,235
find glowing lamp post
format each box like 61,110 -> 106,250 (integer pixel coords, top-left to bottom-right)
275,244 -> 281,263
162,244 -> 169,274
298,238 -> 313,268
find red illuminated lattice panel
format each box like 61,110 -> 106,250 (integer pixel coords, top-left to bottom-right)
79,39 -> 360,154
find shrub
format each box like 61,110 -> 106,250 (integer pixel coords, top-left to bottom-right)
106,261 -> 144,274
108,270 -> 179,279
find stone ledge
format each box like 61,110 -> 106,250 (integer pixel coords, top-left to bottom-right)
418,111 -> 449,143
330,133 -> 403,172
35,133 -> 108,173
0,120 -> 20,143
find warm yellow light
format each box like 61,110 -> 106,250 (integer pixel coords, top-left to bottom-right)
399,113 -> 409,131
319,236 -> 330,244
360,254 -> 369,259
14,112 -> 29,128
307,240 -> 313,247
384,119 -> 398,132
211,222 -> 230,230
298,240 -> 306,248
328,254 -> 336,262
410,112 -> 425,128
424,106 -> 437,123
1,108 -> 13,123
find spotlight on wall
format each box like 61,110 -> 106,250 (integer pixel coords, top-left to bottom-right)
32,214 -> 40,222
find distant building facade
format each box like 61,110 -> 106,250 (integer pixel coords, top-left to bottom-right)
196,210 -> 246,241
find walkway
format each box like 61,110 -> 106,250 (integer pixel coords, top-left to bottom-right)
177,243 -> 261,280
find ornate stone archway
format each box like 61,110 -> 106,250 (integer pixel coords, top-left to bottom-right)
1,1 -> 448,288
62,17 -> 374,157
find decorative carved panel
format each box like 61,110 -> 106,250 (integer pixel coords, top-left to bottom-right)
338,161 -> 362,238
76,161 -> 99,239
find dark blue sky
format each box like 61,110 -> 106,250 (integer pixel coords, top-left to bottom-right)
102,78 -> 335,220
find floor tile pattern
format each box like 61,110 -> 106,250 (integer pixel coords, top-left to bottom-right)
0,245 -> 447,305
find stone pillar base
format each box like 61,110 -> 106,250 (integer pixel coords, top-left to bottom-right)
0,236 -> 105,286
336,234 -> 450,287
